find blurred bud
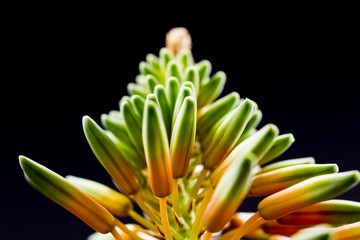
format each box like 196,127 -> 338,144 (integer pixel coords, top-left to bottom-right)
19,156 -> 115,234
333,221 -> 360,240
197,71 -> 226,108
166,27 -> 192,56
66,176 -> 133,217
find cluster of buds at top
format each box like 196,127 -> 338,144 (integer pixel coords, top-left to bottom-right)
19,28 -> 360,240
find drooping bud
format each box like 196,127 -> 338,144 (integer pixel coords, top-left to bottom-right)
258,171 -> 360,220
66,175 -> 133,217
278,199 -> 360,226
170,96 -> 196,178
203,157 -> 253,233
143,98 -> 173,198
19,156 -> 116,234
249,164 -> 339,197
83,116 -> 140,196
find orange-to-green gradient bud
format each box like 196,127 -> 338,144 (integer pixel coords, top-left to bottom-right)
249,164 -> 339,197
170,96 -> 196,178
83,116 -> 140,196
19,156 -> 116,234
202,99 -> 256,170
66,175 -> 133,217
258,171 -> 360,220
202,157 -> 252,233
143,98 -> 173,198
277,199 -> 360,226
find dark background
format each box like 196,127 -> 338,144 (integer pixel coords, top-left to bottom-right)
3,4 -> 360,240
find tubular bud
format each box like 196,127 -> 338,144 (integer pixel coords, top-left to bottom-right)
170,96 -> 197,178
202,99 -> 256,170
165,59 -> 182,82
278,199 -> 360,226
203,157 -> 253,233
172,84 -> 195,128
143,98 -> 173,198
198,71 -> 226,108
258,133 -> 295,165
258,171 -> 360,220
66,175 -> 133,217
182,66 -> 199,97
196,60 -> 212,83
83,116 -> 140,196
197,92 -> 240,138
19,156 -> 116,234
249,164 -> 339,197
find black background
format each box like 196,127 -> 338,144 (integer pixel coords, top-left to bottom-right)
3,4 -> 360,240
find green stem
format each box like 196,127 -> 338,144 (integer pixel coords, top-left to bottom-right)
186,168 -> 208,210
189,188 -> 214,240
129,209 -> 158,233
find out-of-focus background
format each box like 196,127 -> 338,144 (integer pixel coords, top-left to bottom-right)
3,4 -> 359,239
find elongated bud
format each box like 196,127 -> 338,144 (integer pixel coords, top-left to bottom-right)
196,60 -> 212,83
211,124 -> 278,186
170,96 -> 196,178
235,109 -> 263,144
166,59 -> 182,82
154,85 -> 172,139
198,71 -> 226,108
172,84 -> 195,128
127,82 -> 148,99
159,48 -> 174,70
101,114 -> 146,169
143,99 -> 173,197
197,92 -> 240,138
120,100 -> 144,156
202,99 -> 255,170
19,156 -> 116,234
83,116 -> 140,195
249,164 -> 339,197
258,171 -> 360,220
66,176 -> 133,217
203,157 -> 253,233
257,157 -> 315,174
278,199 -> 360,226
177,49 -> 194,69
258,133 -> 295,165
182,66 -> 199,97
166,77 -> 180,116
333,221 -> 360,240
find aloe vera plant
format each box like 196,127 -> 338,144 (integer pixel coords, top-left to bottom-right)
19,28 -> 360,240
